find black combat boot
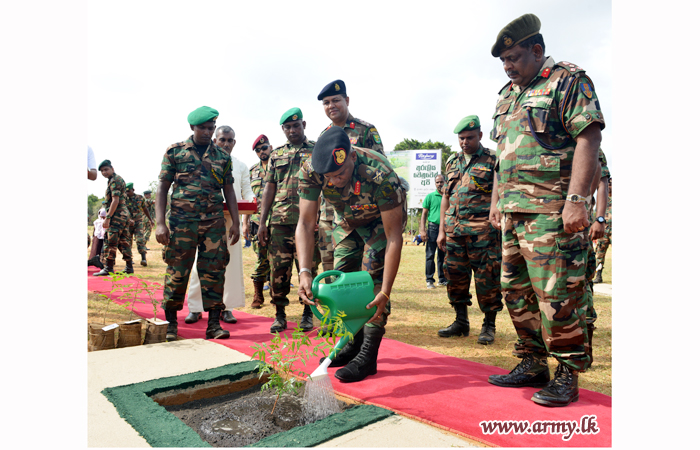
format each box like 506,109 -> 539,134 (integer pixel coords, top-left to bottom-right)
270,305 -> 287,333
93,262 -> 114,277
477,310 -> 498,345
165,310 -> 178,342
335,326 -> 385,383
125,260 -> 134,274
88,256 -> 104,269
438,303 -> 469,337
531,363 -> 579,407
205,309 -> 230,339
592,269 -> 603,284
320,326 -> 365,367
140,251 -> 147,267
221,310 -> 237,324
299,304 -> 314,332
488,353 -> 550,388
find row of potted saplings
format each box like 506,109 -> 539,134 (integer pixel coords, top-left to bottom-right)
88,272 -> 169,351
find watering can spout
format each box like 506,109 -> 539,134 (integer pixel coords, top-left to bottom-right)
309,357 -> 332,380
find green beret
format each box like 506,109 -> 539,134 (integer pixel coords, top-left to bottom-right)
126,182 -> 134,190
98,159 -> 111,170
491,14 -> 541,57
187,106 -> 219,125
317,79 -> 346,100
454,115 -> 481,133
280,107 -> 303,125
143,190 -> 151,195
312,126 -> 351,174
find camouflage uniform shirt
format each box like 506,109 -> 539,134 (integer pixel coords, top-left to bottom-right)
126,193 -> 146,223
490,57 -> 606,214
589,148 -> 611,222
145,197 -> 155,222
443,144 -> 497,236
158,136 -> 234,222
104,173 -> 130,221
321,113 -> 384,156
264,137 -> 315,225
249,161 -> 268,225
298,147 -> 405,234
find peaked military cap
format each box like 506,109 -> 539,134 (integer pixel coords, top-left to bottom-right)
454,115 -> 481,133
98,159 -> 111,170
126,182 -> 134,190
317,79 -> 346,100
280,107 -> 303,125
312,126 -> 351,174
491,14 -> 541,57
187,106 -> 219,125
143,190 -> 151,195
253,134 -> 269,150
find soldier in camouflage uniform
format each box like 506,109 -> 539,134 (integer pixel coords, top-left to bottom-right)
142,190 -> 156,248
486,14 -> 605,407
316,79 -> 387,278
436,116 -> 503,345
125,183 -> 153,269
296,126 -> 407,383
245,134 -> 272,309
593,177 -> 612,283
94,160 -> 132,276
257,108 -> 321,333
155,106 -> 240,341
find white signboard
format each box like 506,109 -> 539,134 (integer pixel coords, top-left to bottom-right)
386,149 -> 442,209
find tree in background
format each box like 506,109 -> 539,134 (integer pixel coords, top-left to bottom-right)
393,138 -> 455,174
88,194 -> 104,224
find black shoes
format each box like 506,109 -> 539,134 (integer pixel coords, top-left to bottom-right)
335,326 -> 385,383
438,304 -> 469,337
592,269 -> 603,284
93,264 -> 113,277
184,312 -> 202,324
205,309 -> 230,339
320,327 -> 365,368
125,261 -> 134,274
270,305 -> 287,333
531,363 -> 579,407
488,353 -> 551,388
300,304 -> 314,332
477,311 -> 497,345
165,310 -> 178,342
140,252 -> 147,267
221,310 -> 237,324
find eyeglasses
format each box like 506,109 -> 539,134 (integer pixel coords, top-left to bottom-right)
254,145 -> 270,153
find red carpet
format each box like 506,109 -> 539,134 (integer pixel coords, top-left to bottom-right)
88,268 -> 612,447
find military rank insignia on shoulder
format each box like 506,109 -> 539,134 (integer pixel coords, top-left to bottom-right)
167,141 -> 186,151
372,170 -> 384,184
556,61 -> 584,74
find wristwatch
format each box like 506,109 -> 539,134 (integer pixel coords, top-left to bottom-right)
566,193 -> 585,204
596,216 -> 606,224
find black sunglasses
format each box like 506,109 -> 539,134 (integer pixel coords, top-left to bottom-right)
255,145 -> 270,153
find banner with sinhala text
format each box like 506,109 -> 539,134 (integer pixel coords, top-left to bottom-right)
386,149 -> 441,209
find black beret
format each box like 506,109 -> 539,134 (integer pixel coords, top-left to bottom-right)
312,126 -> 351,174
317,79 -> 346,101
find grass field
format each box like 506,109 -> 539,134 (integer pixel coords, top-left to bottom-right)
87,227 -> 612,396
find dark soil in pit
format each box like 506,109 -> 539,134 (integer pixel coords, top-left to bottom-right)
164,384 -> 352,447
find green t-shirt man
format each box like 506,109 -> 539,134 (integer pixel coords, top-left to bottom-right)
422,190 -> 443,225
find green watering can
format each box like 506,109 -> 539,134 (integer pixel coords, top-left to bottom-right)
308,270 -> 376,380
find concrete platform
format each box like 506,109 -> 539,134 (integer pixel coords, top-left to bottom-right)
88,339 -> 483,448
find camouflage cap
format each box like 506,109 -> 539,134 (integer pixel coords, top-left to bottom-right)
143,190 -> 151,195
98,159 -> 111,170
491,13 -> 541,57
280,107 -> 303,125
312,126 -> 351,174
454,115 -> 481,133
187,106 -> 219,125
126,182 -> 134,190
317,79 -> 346,100
253,134 -> 270,150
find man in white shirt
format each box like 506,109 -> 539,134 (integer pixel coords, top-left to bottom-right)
185,126 -> 255,325
88,145 -> 97,180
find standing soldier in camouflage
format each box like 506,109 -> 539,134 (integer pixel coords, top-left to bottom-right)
155,106 -> 240,342
245,134 -> 273,309
592,177 -> 612,283
94,160 -> 132,276
125,183 -> 153,269
437,116 -> 503,345
317,79 -> 387,277
486,14 -> 604,407
296,126 -> 407,383
142,190 -> 156,249
257,108 -> 320,333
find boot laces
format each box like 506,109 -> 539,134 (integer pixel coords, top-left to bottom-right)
548,364 -> 572,391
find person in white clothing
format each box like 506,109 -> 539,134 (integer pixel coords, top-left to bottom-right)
185,126 -> 255,325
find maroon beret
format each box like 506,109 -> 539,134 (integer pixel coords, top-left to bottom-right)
252,134 -> 269,150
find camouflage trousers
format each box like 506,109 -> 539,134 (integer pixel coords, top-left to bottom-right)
268,223 -> 321,307
333,210 -> 406,329
128,219 -> 147,255
250,222 -> 270,283
501,212 -> 591,372
444,229 -> 503,314
161,216 -> 229,311
318,219 -> 335,272
594,223 -> 612,269
143,219 -> 153,245
101,216 -> 132,264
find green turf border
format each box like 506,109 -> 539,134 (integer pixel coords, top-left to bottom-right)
101,361 -> 394,448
